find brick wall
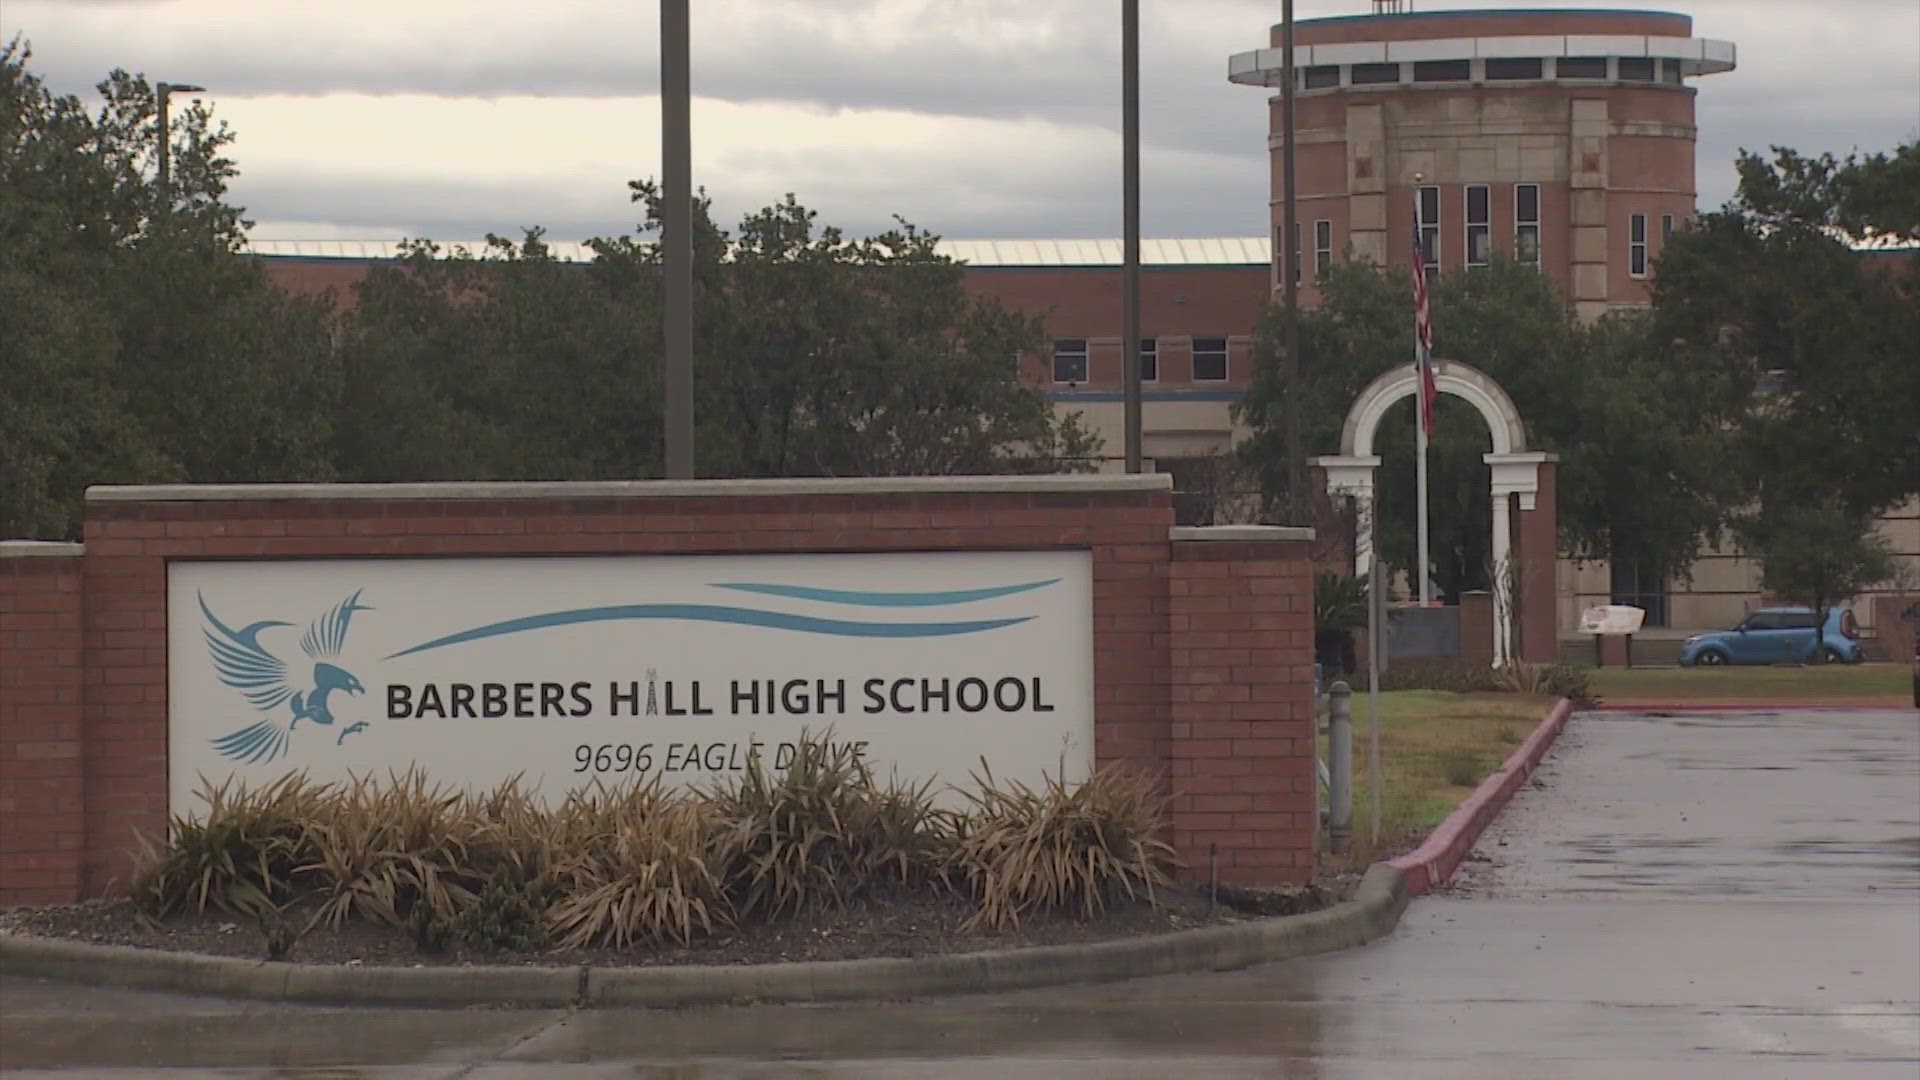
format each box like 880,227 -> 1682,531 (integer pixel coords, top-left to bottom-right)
1165,528 -> 1317,886
1,476 -> 1319,902
0,543 -> 87,906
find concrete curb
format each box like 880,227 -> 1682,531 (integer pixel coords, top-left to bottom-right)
0,931 -> 582,1007
1389,697 -> 1575,895
586,863 -> 1409,1008
0,867 -> 1409,1010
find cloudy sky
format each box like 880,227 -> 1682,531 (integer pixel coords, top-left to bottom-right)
7,0 -> 1916,245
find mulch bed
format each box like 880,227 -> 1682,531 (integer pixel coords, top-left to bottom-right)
0,880 -> 1350,969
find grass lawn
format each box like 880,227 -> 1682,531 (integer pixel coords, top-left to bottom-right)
1317,689 -> 1557,872
1588,662 -> 1911,706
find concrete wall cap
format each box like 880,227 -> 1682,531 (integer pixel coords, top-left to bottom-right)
0,540 -> 85,557
85,474 -> 1173,503
1170,525 -> 1315,542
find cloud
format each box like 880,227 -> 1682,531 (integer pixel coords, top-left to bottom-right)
7,0 -> 1916,240
223,92 -> 1267,241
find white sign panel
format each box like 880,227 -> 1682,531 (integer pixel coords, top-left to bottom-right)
1578,604 -> 1646,636
168,551 -> 1093,812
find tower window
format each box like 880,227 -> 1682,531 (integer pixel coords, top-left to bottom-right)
1304,65 -> 1340,89
1515,183 -> 1541,266
1314,219 -> 1333,277
1466,185 -> 1491,267
1618,57 -> 1656,81
1412,60 -> 1471,83
1486,57 -> 1543,80
1557,56 -> 1608,79
1139,337 -> 1158,383
1659,58 -> 1685,84
1351,62 -> 1401,85
1629,214 -> 1648,278
1418,185 -> 1440,273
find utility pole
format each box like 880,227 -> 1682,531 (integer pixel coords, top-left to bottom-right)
1122,0 -> 1142,474
1280,0 -> 1304,522
155,81 -> 203,215
662,0 -> 695,479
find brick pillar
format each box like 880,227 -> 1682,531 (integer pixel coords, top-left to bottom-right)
1517,459 -> 1559,664
0,542 -> 87,906
1166,526 -> 1317,887
1597,634 -> 1633,667
1459,590 -> 1494,668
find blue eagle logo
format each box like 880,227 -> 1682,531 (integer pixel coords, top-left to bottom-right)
200,590 -> 372,764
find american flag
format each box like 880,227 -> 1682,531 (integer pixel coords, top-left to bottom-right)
1411,194 -> 1437,437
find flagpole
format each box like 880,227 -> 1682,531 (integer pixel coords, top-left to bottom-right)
1413,174 -> 1432,607
1417,396 -> 1430,606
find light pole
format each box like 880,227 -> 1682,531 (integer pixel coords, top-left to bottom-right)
1280,0 -> 1303,523
1121,0 -> 1142,474
661,0 -> 695,479
155,81 -> 204,213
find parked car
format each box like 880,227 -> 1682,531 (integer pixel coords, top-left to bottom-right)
1678,606 -> 1865,666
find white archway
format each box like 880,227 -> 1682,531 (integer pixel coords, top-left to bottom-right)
1314,360 -> 1554,666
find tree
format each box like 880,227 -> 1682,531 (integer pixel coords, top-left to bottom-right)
1,41 -> 337,537
1236,258 -> 1735,601
340,188 -> 1098,484
334,232 -> 662,482
592,183 -> 1098,478
1733,496 -> 1897,662
1654,144 -> 1920,524
1728,141 -> 1920,243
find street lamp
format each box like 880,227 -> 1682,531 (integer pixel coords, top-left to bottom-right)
156,81 -> 205,212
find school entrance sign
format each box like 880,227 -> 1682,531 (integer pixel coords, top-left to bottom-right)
167,550 -> 1095,811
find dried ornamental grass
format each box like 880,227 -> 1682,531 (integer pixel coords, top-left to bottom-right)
545,779 -> 729,950
706,734 -> 947,918
301,769 -> 480,931
132,772 -> 328,918
951,762 -> 1179,931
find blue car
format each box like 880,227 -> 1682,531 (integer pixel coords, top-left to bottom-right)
1679,606 -> 1864,666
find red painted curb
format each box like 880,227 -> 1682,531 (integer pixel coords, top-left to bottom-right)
1388,697 -> 1574,896
1592,703 -> 1906,712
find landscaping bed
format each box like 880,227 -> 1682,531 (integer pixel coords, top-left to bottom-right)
0,742 -> 1346,969
0,882 -> 1338,969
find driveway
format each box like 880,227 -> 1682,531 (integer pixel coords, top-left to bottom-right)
3,708 -> 1916,1078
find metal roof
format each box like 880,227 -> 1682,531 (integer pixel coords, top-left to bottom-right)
243,236 -> 1277,268
243,233 -> 1913,268
243,239 -> 602,262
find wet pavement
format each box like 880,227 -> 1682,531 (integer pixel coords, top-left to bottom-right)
3,708 -> 1916,1078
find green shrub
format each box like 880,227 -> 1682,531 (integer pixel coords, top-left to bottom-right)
1380,659 -> 1598,708
1378,659 -> 1502,693
452,869 -> 550,953
950,762 -> 1179,931
1492,662 -> 1600,708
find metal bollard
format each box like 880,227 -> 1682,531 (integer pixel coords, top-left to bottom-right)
1328,680 -> 1353,855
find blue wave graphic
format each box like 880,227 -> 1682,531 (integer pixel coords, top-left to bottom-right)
386,604 -> 1032,659
710,579 -> 1058,607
